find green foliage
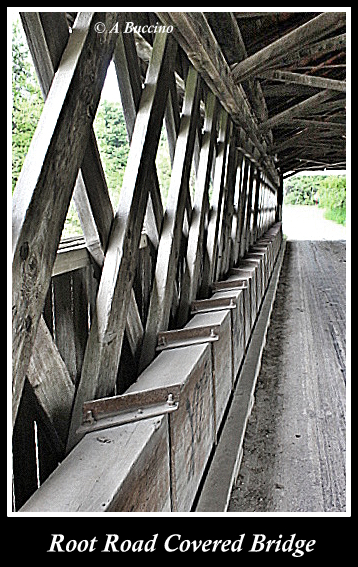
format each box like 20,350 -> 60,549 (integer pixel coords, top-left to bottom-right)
284,174 -> 346,225
317,175 -> 346,226
156,126 -> 172,205
93,100 -> 130,210
12,20 -> 44,192
93,101 -> 174,209
284,175 -> 322,205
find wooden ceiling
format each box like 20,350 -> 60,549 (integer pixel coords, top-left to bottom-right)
67,11 -> 346,178
205,11 -> 346,176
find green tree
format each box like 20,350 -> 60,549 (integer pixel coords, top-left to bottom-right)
12,20 -> 44,192
318,175 -> 346,225
12,20 -> 173,235
284,173 -> 346,225
94,100 -> 130,209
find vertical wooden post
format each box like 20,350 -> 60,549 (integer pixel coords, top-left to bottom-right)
252,168 -> 262,245
276,174 -> 284,222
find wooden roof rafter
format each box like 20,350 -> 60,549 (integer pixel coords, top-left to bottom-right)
223,10 -> 346,174
231,12 -> 345,84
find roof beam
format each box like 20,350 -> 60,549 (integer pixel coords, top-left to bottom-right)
289,118 -> 346,132
156,11 -> 280,186
234,12 -> 281,18
275,33 -> 346,72
231,12 -> 346,83
260,89 -> 337,131
259,69 -> 345,92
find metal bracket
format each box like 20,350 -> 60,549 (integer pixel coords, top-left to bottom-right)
191,296 -> 237,315
157,324 -> 220,351
77,385 -> 180,435
211,278 -> 249,292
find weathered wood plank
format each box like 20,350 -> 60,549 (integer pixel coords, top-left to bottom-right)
21,417 -> 172,512
274,33 -> 346,72
239,160 -> 255,257
196,288 -> 246,381
26,317 -> 75,445
178,91 -> 219,325
260,89 -> 337,132
201,108 -> 231,296
215,134 -> 239,280
23,14 -> 147,410
231,12 -> 346,83
185,310 -> 233,437
127,343 -> 214,512
21,12 -> 114,252
113,31 -> 163,241
286,119 -> 346,132
259,69 -> 346,92
12,12 -> 121,427
138,66 -> 201,373
66,32 -> 178,451
230,145 -> 245,266
168,346 -> 214,511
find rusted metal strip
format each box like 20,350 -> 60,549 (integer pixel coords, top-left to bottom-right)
157,325 -> 220,350
77,385 -> 181,435
191,295 -> 238,315
211,278 -> 249,292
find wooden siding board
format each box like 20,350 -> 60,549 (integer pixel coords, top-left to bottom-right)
127,343 -> 214,512
211,289 -> 246,379
185,310 -> 233,435
20,417 -> 171,512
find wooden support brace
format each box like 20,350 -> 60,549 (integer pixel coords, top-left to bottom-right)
138,65 -> 202,373
12,12 -> 120,428
66,32 -> 178,451
231,12 -> 346,84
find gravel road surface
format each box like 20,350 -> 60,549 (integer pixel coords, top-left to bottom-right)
228,205 -> 347,513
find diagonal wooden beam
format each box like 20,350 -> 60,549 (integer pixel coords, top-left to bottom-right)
260,89 -> 337,131
259,69 -> 345,92
284,118 -> 346,132
177,90 -> 219,325
138,66 -> 201,373
25,12 -> 148,353
156,11 -> 280,188
12,12 -> 120,428
26,317 -> 75,445
66,32 -> 178,451
231,12 -> 346,84
22,12 -> 115,253
203,109 -> 231,292
280,34 -> 346,72
19,13 -> 145,431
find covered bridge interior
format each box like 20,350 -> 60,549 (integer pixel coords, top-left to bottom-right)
11,11 -> 346,512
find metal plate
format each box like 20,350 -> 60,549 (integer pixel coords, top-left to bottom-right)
78,385 -> 181,435
157,325 -> 220,350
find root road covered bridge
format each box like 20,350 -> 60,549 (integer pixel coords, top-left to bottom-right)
12,11 -> 347,512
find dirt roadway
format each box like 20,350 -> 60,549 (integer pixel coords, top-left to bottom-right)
228,206 -> 347,513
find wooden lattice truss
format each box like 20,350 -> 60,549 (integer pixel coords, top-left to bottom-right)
12,12 -> 346,505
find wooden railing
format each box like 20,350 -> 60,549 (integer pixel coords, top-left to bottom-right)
12,12 -> 281,510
